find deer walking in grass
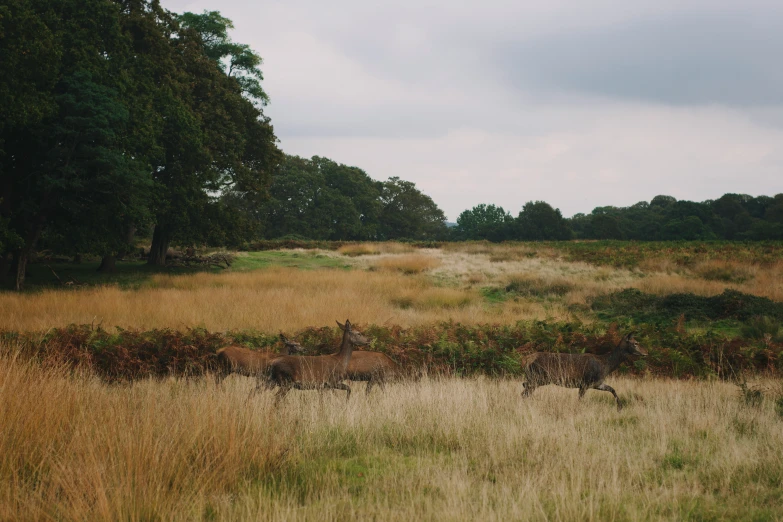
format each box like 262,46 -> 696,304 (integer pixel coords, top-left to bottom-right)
521,333 -> 647,411
278,336 -> 402,394
267,320 -> 370,402
214,334 -> 304,388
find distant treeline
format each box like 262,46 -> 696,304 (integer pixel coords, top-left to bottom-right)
454,194 -> 783,242
226,156 -> 783,244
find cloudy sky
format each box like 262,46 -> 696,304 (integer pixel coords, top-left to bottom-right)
164,0 -> 783,220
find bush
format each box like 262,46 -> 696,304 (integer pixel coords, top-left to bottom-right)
3,320 -> 781,382
741,316 -> 781,341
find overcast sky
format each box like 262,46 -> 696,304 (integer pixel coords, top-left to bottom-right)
164,0 -> 783,220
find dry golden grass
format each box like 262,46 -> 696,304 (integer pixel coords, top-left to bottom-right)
0,354 -> 288,521
1,248 -> 781,332
0,267 -> 565,331
338,242 -> 416,257
337,244 -> 381,257
3,354 -> 781,521
372,254 -> 442,274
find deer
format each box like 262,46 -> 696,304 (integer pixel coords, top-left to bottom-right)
278,336 -> 402,394
267,319 -> 371,402
214,333 -> 304,388
520,333 -> 648,411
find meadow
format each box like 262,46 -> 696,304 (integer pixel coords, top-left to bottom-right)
2,356 -> 781,521
2,241 -> 783,520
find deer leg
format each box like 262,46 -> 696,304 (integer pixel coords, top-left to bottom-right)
213,372 -> 225,389
595,383 -> 622,411
274,385 -> 291,405
247,377 -> 270,401
521,382 -> 536,397
365,378 -> 374,395
578,387 -> 587,400
331,382 -> 351,400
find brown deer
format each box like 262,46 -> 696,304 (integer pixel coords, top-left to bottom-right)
267,320 -> 370,402
521,333 -> 647,411
214,333 -> 304,387
277,336 -> 402,394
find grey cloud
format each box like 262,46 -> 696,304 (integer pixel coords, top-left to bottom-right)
498,11 -> 783,106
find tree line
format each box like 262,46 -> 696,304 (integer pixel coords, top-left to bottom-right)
453,194 -> 783,242
225,154 -> 447,241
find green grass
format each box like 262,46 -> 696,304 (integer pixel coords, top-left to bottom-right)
231,251 -> 352,271
13,251 -> 352,292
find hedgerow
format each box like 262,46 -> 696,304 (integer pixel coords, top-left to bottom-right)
2,320 -> 780,382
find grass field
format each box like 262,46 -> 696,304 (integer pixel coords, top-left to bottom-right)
4,243 -> 782,332
2,241 -> 782,520
1,355 -> 781,521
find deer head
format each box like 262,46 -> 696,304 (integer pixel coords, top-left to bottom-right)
336,319 -> 371,347
620,333 -> 648,357
279,333 -> 305,354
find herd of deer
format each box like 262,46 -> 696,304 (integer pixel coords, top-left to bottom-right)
215,320 -> 648,410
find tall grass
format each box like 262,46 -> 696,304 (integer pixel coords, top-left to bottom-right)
0,355 -> 288,521
2,355 -> 781,520
0,267 -> 556,331
372,254 -> 442,274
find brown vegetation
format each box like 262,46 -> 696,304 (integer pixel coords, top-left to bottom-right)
2,355 -> 781,520
372,254 -> 442,274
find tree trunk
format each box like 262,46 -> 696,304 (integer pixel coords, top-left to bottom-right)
147,223 -> 171,267
97,254 -> 116,273
118,223 -> 136,260
0,252 -> 10,285
15,224 -> 44,291
15,249 -> 29,291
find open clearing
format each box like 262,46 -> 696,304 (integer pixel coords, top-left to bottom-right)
3,243 -> 782,331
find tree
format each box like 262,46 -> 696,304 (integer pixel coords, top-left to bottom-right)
256,155 -> 381,240
650,195 -> 677,208
145,7 -> 279,265
454,204 -> 513,241
0,0 -> 154,289
378,177 -> 447,240
514,201 -> 571,240
177,10 -> 268,106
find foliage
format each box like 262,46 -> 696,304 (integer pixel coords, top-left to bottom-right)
547,240 -> 783,268
378,177 -> 448,240
454,204 -> 513,241
591,288 -> 783,327
515,201 -> 572,240
177,10 -> 269,105
255,155 -> 382,240
5,319 -> 781,382
570,193 -> 783,241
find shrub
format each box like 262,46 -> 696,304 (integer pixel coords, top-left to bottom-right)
3,319 -> 782,382
741,316 -> 781,341
373,255 -> 441,274
505,275 -> 573,298
338,244 -> 381,257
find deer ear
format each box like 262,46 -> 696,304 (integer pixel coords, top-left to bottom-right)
345,319 -> 352,330
336,321 -> 346,331
624,332 -> 635,341
279,332 -> 287,342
